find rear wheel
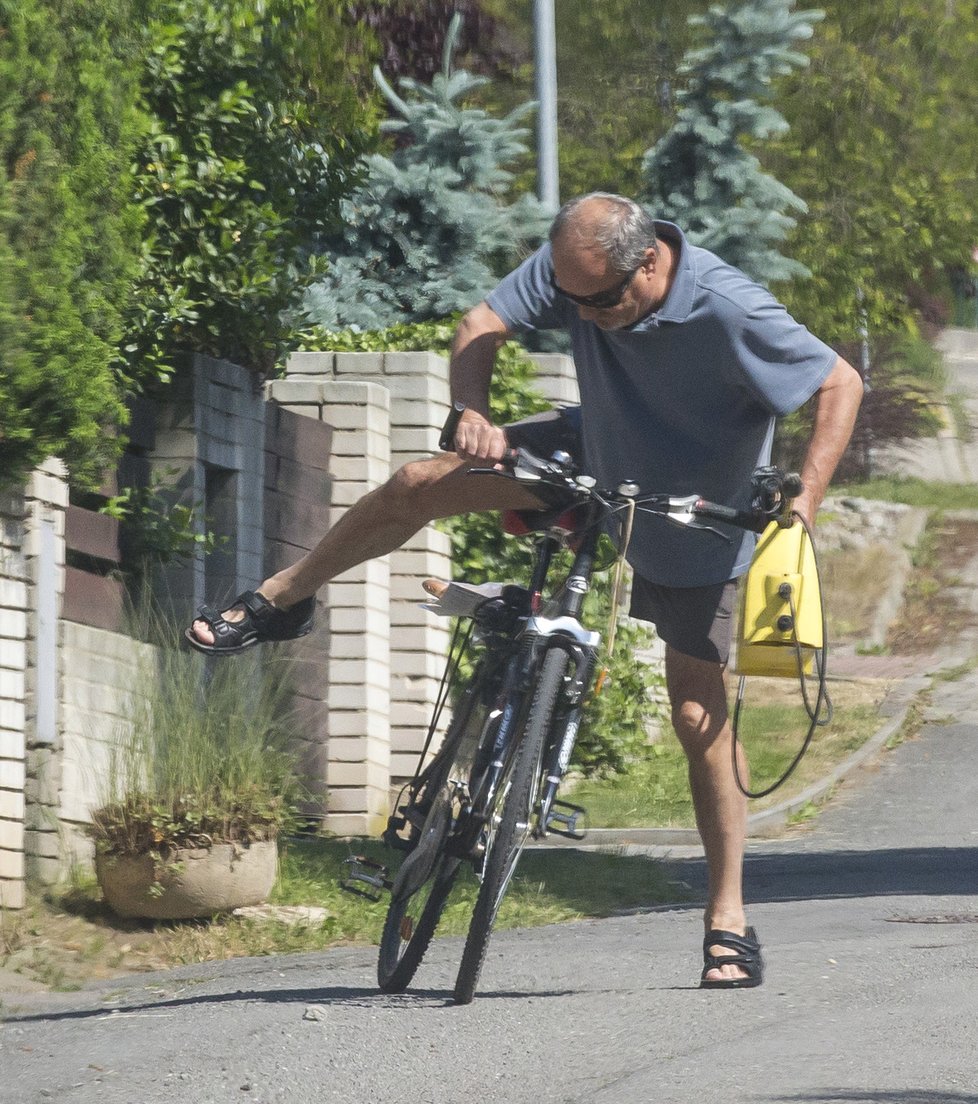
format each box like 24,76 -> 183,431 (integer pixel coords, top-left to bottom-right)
453,647 -> 571,1004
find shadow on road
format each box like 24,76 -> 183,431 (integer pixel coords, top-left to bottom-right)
1,982 -> 586,1025
772,1092 -> 978,1104
660,845 -> 978,905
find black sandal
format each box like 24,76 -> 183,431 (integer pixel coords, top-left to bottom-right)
184,591 -> 315,656
700,927 -> 763,989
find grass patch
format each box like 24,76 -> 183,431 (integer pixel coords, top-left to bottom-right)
567,678 -> 887,828
3,838 -> 680,992
833,477 -> 978,511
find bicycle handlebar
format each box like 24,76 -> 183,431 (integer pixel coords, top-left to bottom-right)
439,403 -> 800,535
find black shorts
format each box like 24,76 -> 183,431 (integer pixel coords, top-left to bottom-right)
506,407 -> 736,665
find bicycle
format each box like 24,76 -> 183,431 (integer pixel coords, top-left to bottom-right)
343,403 -> 798,1004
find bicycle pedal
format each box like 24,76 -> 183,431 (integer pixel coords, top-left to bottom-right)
544,800 -> 587,841
340,855 -> 391,902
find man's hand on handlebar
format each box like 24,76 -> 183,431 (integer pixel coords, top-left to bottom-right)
451,408 -> 512,467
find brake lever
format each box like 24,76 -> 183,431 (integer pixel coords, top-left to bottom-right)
638,496 -> 732,543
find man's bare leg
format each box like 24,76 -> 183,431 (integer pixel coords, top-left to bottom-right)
191,451 -> 547,645
665,644 -> 752,984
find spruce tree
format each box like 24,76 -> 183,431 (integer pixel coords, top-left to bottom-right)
301,15 -> 546,331
640,0 -> 823,284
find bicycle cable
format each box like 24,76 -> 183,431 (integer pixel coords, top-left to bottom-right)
731,509 -> 833,799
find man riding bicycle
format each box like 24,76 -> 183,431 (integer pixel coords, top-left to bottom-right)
188,192 -> 864,989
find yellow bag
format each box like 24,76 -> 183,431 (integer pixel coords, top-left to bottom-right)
735,519 -> 823,677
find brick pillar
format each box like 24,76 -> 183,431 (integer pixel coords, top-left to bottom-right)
266,372 -> 393,836
529,352 -> 580,407
0,486 -> 29,908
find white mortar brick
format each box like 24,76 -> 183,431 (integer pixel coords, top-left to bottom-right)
321,405 -> 390,434
0,668 -> 25,699
27,464 -> 69,506
327,699 -> 391,733
0,879 -> 25,910
388,626 -> 451,653
389,601 -> 447,629
331,559 -> 389,586
0,789 -> 25,820
328,428 -> 391,463
276,404 -> 321,419
334,352 -> 384,377
383,351 -> 448,377
327,760 -> 390,790
327,684 -> 389,711
267,378 -> 327,405
0,729 -> 25,760
329,607 -> 390,636
327,581 -> 391,613
0,758 -> 25,791
324,787 -> 374,814
0,579 -> 28,608
329,455 -> 389,484
0,609 -> 27,640
390,677 -> 442,706
390,427 -> 442,456
390,751 -> 434,781
329,658 -> 390,690
321,380 -> 390,407
387,399 -> 450,428
327,632 -> 389,663
386,375 -> 450,404
323,812 -> 384,837
326,735 -> 370,761
284,351 -> 335,376
0,699 -> 25,732
0,842 -> 25,877
389,651 -> 447,680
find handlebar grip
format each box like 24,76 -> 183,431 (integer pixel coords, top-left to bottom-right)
783,472 -> 804,499
694,499 -> 770,534
439,401 -> 467,453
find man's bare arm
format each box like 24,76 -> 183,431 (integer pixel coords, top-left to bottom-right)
448,302 -> 513,463
794,355 -> 865,527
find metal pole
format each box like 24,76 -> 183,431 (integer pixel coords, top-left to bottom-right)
533,0 -> 560,212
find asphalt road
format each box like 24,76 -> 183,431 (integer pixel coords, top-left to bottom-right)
3,663 -> 978,1104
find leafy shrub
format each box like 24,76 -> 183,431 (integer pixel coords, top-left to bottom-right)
0,0 -> 144,488
124,0 -> 377,382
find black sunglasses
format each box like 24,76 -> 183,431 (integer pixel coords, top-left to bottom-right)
549,263 -> 642,310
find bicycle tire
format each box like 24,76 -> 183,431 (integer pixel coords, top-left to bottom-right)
377,664 -> 495,993
453,647 -> 571,1005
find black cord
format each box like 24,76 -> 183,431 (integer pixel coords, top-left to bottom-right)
731,510 -> 832,799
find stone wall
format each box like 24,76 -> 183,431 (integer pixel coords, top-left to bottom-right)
0,348 -> 586,900
0,459 -> 68,908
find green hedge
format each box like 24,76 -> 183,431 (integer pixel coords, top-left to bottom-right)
0,0 -> 143,487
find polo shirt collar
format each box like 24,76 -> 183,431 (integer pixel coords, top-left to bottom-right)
649,221 -> 695,324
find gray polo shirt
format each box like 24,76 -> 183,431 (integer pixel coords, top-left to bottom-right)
486,222 -> 838,586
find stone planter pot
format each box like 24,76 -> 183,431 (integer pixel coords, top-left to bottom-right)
95,840 -> 278,920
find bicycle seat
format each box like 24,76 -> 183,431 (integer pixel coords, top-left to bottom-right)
502,502 -> 587,538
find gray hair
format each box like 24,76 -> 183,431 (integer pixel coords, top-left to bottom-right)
549,193 -> 659,274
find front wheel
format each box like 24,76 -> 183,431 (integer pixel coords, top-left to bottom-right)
453,647 -> 571,1004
